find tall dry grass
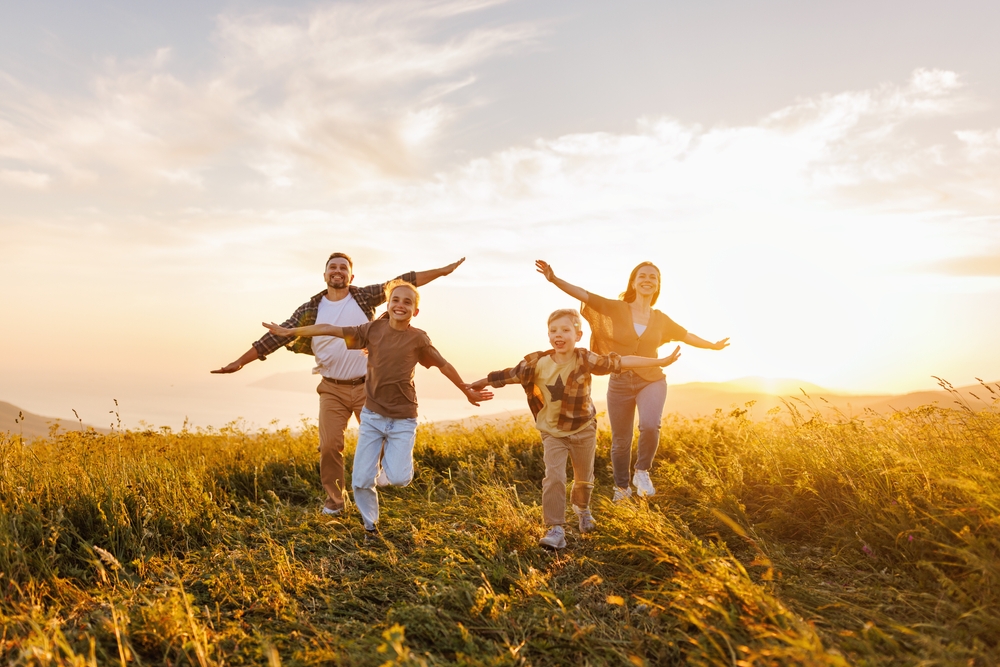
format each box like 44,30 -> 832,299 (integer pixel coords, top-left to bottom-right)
1,392 -> 998,665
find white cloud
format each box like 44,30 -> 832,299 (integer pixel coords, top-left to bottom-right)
0,168 -> 50,189
0,0 -> 537,195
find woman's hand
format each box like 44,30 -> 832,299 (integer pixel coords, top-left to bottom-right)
263,321 -> 296,337
710,338 -> 730,350
535,259 -> 556,282
658,346 -> 682,367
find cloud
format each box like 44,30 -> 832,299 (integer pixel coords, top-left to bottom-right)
924,254 -> 1000,277
0,168 -> 50,189
0,0 -> 538,193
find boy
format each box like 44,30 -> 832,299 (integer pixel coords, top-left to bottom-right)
469,309 -> 680,550
264,279 -> 492,540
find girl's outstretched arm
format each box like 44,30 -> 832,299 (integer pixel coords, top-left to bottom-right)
423,348 -> 494,406
262,322 -> 345,338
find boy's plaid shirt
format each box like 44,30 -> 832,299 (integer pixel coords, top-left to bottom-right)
251,271 -> 417,359
487,348 -> 622,433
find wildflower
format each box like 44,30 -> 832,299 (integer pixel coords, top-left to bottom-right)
861,545 -> 873,557
908,534 -> 914,542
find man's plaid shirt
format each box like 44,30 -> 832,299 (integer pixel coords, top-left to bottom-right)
251,271 -> 417,359
487,348 -> 622,433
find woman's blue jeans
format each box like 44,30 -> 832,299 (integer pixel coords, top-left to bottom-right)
606,371 -> 667,489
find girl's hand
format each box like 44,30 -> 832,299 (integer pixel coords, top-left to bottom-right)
464,387 -> 494,406
711,337 -> 730,350
659,346 -> 682,367
263,321 -> 295,337
535,259 -> 556,282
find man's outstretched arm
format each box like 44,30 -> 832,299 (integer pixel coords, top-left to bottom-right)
212,347 -> 260,374
412,257 -> 465,287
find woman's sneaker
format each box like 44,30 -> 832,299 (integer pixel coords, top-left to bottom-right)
613,486 -> 633,502
632,470 -> 656,497
538,525 -> 566,550
573,505 -> 597,533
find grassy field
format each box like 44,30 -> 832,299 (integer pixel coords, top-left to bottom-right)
2,389 -> 999,666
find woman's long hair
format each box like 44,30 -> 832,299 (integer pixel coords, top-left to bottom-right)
619,261 -> 661,306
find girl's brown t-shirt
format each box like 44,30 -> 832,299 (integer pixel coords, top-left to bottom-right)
341,318 -> 439,419
581,292 -> 687,382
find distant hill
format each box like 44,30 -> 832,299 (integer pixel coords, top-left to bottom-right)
649,378 -> 1000,420
456,378 -> 1000,425
0,401 -> 109,440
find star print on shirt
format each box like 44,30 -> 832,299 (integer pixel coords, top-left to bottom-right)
546,375 -> 566,401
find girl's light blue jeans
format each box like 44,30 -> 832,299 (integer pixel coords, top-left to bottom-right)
351,406 -> 418,530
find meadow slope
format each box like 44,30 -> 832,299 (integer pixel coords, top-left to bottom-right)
1,389 -> 999,666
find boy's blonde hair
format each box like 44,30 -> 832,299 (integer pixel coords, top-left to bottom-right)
384,279 -> 420,308
547,309 -> 582,330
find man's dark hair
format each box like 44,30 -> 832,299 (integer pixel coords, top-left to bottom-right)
326,252 -> 353,271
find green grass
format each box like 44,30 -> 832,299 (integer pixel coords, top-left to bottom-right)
1,395 -> 999,665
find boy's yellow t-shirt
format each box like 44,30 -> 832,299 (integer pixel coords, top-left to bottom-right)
533,355 -> 590,438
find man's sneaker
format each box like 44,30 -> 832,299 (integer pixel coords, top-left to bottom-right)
633,470 -> 656,497
375,466 -> 390,487
613,486 -> 633,502
538,525 -> 566,550
573,505 -> 597,533
321,506 -> 343,517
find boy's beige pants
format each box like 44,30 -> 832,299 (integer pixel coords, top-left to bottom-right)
541,422 -> 597,526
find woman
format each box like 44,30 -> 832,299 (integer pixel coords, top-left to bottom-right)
536,259 -> 729,500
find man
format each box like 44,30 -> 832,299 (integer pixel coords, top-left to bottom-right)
212,253 -> 466,516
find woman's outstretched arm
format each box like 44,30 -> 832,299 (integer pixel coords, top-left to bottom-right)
535,260 -> 590,303
683,333 -> 730,350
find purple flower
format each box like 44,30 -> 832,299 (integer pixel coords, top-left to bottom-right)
908,535 -> 914,542
862,545 -> 873,556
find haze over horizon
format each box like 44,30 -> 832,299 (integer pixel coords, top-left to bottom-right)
3,0 -> 1000,429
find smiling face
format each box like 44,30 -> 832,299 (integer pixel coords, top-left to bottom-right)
324,257 -> 353,290
386,284 -> 419,324
548,315 -> 583,353
631,264 -> 660,300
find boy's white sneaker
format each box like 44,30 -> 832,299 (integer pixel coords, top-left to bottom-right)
539,525 -> 566,550
632,470 -> 656,497
613,486 -> 633,502
573,505 -> 597,533
375,466 -> 390,487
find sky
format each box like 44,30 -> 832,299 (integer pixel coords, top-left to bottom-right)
2,0 -> 1000,430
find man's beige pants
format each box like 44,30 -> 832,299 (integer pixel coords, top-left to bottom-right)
317,379 -> 367,512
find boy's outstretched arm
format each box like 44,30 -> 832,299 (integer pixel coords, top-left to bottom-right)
424,349 -> 494,406
413,257 -> 465,287
262,322 -> 346,339
621,345 -> 682,369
